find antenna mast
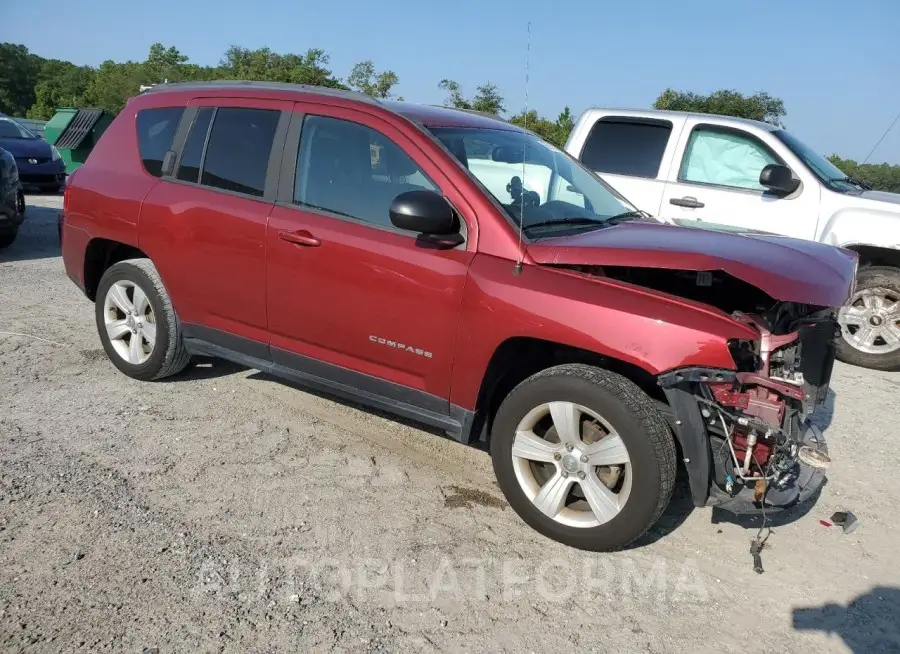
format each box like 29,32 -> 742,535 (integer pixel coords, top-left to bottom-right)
513,21 -> 531,276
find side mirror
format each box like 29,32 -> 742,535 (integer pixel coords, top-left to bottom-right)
390,190 -> 463,247
759,164 -> 800,195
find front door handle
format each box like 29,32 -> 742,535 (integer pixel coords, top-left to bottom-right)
278,229 -> 321,247
669,196 -> 705,209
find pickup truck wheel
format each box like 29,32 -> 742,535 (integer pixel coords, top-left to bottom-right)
95,259 -> 191,381
837,266 -> 900,371
490,364 -> 676,551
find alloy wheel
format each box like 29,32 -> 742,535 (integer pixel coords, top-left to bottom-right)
511,401 -> 632,528
839,287 -> 900,355
102,280 -> 157,365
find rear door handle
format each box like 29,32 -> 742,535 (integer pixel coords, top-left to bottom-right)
669,196 -> 705,209
278,229 -> 321,247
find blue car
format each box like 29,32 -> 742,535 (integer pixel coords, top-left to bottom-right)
0,114 -> 66,193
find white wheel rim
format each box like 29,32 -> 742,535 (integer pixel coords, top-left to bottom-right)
839,287 -> 900,355
103,280 -> 156,365
511,401 -> 632,528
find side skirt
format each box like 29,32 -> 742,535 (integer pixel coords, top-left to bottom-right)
181,324 -> 476,443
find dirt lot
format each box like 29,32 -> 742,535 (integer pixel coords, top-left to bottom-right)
2,195 -> 899,653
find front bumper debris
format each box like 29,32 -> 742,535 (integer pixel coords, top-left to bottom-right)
707,418 -> 828,514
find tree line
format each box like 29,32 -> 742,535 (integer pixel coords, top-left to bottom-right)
1,41 -> 897,191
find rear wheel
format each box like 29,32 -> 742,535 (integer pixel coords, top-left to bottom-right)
490,364 -> 676,551
95,259 -> 191,381
837,266 -> 900,371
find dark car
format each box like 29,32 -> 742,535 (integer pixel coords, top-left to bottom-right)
0,114 -> 66,193
0,146 -> 26,249
61,82 -> 855,551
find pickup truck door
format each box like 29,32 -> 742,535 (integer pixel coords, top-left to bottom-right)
659,119 -> 821,240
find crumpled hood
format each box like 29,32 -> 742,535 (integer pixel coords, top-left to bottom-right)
527,221 -> 858,307
0,137 -> 51,159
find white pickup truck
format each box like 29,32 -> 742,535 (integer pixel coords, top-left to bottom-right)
564,108 -> 900,371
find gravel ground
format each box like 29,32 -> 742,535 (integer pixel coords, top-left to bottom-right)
2,195 -> 899,653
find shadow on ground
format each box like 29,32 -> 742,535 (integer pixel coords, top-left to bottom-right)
0,203 -> 61,263
793,586 -> 900,652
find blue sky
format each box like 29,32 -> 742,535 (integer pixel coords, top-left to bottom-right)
5,0 -> 900,164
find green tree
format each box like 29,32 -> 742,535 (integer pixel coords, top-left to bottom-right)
82,59 -> 147,114
508,106 -> 575,147
509,109 -> 556,140
827,155 -> 900,193
219,46 -> 344,87
0,43 -> 41,116
347,60 -> 400,99
438,79 -> 471,109
438,80 -> 505,115
654,88 -> 786,126
554,106 -> 575,145
471,83 -> 505,115
27,59 -> 95,119
144,43 -> 189,82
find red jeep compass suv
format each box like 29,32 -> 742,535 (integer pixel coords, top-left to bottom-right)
61,81 -> 855,551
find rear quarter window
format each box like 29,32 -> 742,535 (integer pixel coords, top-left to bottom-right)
580,118 -> 673,179
136,107 -> 185,177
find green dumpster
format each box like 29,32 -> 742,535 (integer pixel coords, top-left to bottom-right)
43,108 -> 114,173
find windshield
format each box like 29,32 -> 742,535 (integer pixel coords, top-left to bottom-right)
427,127 -> 638,235
772,129 -> 856,190
0,117 -> 37,140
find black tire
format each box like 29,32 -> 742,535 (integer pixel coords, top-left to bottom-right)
0,228 -> 17,250
15,190 -> 25,215
490,364 -> 676,552
95,258 -> 191,381
836,266 -> 900,372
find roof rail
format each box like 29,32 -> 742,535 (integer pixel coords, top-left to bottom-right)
140,80 -> 379,104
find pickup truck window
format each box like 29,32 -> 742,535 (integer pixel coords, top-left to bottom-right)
294,115 -> 437,229
429,126 -> 633,235
580,118 -> 672,179
679,127 -> 778,191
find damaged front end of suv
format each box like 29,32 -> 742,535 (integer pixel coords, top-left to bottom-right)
528,223 -> 858,516
659,301 -> 841,513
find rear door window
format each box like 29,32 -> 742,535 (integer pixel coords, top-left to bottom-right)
176,108 -> 213,183
198,107 -> 280,197
579,118 -> 672,178
136,107 -> 185,177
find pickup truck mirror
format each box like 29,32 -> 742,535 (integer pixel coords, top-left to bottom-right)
390,189 -> 459,236
759,164 -> 800,195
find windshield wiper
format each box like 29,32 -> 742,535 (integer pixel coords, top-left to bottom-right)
524,210 -> 647,233
604,209 -> 650,223
523,217 -> 609,232
830,175 -> 872,190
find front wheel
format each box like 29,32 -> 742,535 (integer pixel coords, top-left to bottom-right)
837,266 -> 900,372
490,364 -> 676,552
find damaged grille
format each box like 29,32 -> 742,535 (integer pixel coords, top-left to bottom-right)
797,318 -> 839,406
